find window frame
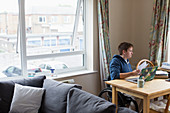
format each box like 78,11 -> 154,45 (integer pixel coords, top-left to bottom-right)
18,0 -> 87,76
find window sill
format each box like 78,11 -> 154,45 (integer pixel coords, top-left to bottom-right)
46,70 -> 98,80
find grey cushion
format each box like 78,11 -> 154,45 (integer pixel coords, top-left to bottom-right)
66,88 -> 116,113
41,79 -> 82,113
9,84 -> 45,113
0,76 -> 46,113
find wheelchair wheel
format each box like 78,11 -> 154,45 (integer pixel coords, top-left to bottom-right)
118,92 -> 139,112
98,87 -> 112,102
99,87 -> 139,112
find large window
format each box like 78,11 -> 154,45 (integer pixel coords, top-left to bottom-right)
0,0 -> 86,77
0,0 -> 20,78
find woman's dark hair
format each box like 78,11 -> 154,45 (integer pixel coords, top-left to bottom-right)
118,42 -> 133,55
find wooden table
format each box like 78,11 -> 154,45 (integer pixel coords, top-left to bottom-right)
106,79 -> 170,113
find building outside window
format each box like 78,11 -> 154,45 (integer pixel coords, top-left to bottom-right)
0,0 -> 87,78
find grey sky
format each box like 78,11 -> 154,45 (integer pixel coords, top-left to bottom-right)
0,0 -> 77,13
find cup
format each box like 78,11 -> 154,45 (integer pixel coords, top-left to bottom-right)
137,79 -> 144,88
50,69 -> 55,77
28,72 -> 35,77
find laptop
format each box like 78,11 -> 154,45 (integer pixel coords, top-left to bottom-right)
126,66 -> 158,83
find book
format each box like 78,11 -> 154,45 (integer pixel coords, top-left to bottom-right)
154,70 -> 168,79
161,62 -> 170,70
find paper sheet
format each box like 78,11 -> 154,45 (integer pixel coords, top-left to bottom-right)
156,70 -> 168,75
138,61 -> 148,70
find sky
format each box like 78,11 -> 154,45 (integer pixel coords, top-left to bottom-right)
0,0 -> 77,13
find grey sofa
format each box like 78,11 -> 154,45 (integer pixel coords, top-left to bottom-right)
0,76 -> 136,113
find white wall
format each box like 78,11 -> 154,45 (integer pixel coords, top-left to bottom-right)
109,0 -> 154,66
109,0 -> 133,56
131,0 -> 154,65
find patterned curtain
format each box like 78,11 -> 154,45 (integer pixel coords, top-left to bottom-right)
149,0 -> 170,66
98,0 -> 111,89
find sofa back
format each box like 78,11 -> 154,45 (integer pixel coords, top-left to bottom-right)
0,76 -> 46,113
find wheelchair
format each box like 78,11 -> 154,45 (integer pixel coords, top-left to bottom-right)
98,75 -> 139,112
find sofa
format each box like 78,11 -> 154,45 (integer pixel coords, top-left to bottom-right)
0,76 -> 137,113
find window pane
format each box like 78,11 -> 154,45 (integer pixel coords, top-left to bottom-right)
0,0 -> 20,77
27,54 -> 83,76
25,0 -> 84,56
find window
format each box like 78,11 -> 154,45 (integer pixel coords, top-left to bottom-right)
51,16 -> 58,23
64,16 -> 71,23
0,0 -> 87,77
168,20 -> 170,62
0,0 -> 21,78
38,16 -> 46,23
168,32 -> 170,62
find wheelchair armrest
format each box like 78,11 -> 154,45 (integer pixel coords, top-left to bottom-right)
103,79 -> 108,81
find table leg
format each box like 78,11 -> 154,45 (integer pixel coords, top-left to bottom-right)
112,87 -> 118,113
143,96 -> 150,113
164,94 -> 170,113
112,86 -> 117,104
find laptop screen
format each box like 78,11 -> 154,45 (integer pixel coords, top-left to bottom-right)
139,66 -> 158,81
